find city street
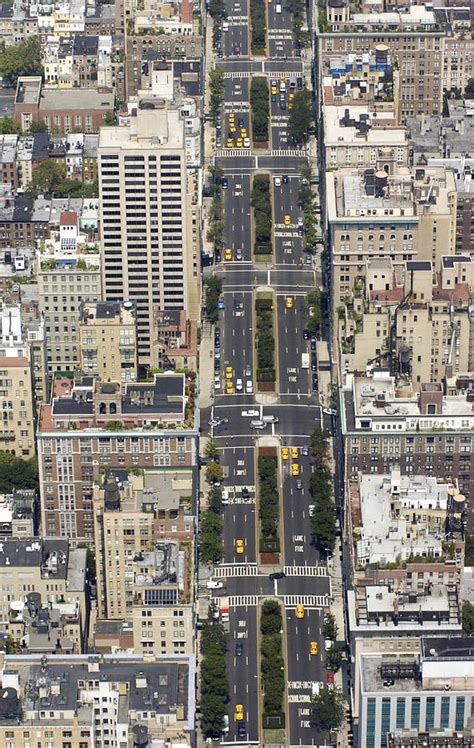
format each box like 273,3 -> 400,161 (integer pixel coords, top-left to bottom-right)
204,0 -> 328,744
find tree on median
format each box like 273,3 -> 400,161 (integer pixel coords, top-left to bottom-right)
288,86 -> 313,144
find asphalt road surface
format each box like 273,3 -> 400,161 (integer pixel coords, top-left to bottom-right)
204,0 -> 329,744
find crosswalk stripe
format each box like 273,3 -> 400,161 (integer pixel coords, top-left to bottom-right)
214,565 -> 259,578
283,566 -> 328,577
283,595 -> 330,607
211,594 -> 330,608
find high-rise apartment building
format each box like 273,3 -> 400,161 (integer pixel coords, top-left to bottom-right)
79,300 -> 137,382
98,106 -> 200,365
38,210 -> 102,372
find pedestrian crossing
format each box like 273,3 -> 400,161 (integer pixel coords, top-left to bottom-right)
216,148 -> 304,158
212,594 -> 330,608
284,565 -> 328,577
214,564 -> 259,578
283,595 -> 330,608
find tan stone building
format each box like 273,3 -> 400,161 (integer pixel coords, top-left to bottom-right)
93,471 -> 195,655
98,106 -> 200,365
326,166 -> 457,319
79,300 -> 137,382
338,255 -> 474,389
318,27 -> 444,119
0,356 -> 35,458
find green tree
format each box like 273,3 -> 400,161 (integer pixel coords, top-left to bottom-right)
0,37 -> 43,84
322,611 -> 338,641
462,601 -> 474,635
327,642 -> 344,672
205,275 -> 222,324
204,438 -> 218,458
250,77 -> 270,141
465,78 -> 474,100
0,117 -> 21,134
27,159 -> 67,196
207,486 -> 223,514
0,453 -> 38,493
205,460 -> 223,485
102,111 -> 116,126
311,685 -> 345,731
199,510 -> 223,564
288,86 -> 313,144
209,68 -> 225,124
29,120 -> 48,134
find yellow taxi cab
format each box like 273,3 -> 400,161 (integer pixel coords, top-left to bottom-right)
289,92 -> 295,100
230,124 -> 236,133
271,85 -> 277,95
292,463 -> 300,476
284,215 -> 291,225
288,101 -> 293,110
280,75 -> 285,83
291,446 -> 299,459
296,604 -> 305,619
225,366 -> 233,379
226,138 -> 233,148
235,704 -> 244,721
236,138 -> 243,148
224,248 -> 233,261
310,641 -> 318,655
235,539 -> 244,554
285,296 -> 293,309
281,447 -> 289,460
229,112 -> 235,121
226,384 -> 234,395
241,128 -> 247,138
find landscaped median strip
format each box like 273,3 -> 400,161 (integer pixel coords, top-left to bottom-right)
250,77 -> 270,147
251,174 -> 273,258
260,600 -> 286,734
258,452 -> 280,559
255,293 -> 276,388
250,0 -> 267,55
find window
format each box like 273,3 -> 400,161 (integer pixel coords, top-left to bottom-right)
441,696 -> 450,727
381,698 -> 391,740
425,697 -> 435,730
396,697 -> 406,729
366,698 -> 376,748
455,696 -> 465,730
411,697 -> 420,729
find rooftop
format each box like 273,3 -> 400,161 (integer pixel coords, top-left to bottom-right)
40,87 -> 114,112
81,300 -> 135,326
0,653 -> 195,730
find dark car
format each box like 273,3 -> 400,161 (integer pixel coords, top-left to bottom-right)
271,94 -> 277,103
303,329 -> 310,340
312,373 -> 318,391
280,100 -> 286,110
282,174 -> 289,184
269,571 -> 286,581
214,361 -> 221,373
238,117 -> 244,128
235,643 -> 243,656
215,327 -> 221,339
296,479 -> 303,490
310,338 -> 316,351
297,76 -> 303,88
234,42 -> 241,54
221,177 -> 228,189
242,487 -> 250,500
311,356 -> 317,372
234,299 -> 242,310
237,723 -> 246,739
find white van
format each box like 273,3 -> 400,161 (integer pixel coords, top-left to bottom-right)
274,176 -> 282,187
250,420 -> 267,429
222,715 -> 230,733
275,3 -> 282,12
262,415 -> 279,423
222,21 -> 229,31
207,580 -> 224,590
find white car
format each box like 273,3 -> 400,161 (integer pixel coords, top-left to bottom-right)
242,409 -> 259,417
246,380 -> 253,393
323,408 -> 337,416
236,378 -> 243,392
243,137 -> 250,148
214,376 -> 221,390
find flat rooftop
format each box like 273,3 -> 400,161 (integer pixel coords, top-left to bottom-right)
41,88 -> 114,112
